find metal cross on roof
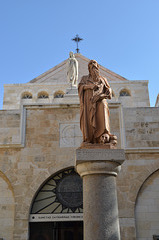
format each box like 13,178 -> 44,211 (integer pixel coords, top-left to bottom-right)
72,34 -> 83,53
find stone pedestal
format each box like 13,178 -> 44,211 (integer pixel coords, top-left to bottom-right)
64,85 -> 78,97
76,148 -> 125,240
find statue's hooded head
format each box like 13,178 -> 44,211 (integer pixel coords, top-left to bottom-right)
88,60 -> 100,79
69,51 -> 74,58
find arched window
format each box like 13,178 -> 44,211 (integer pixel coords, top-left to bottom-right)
22,92 -> 32,99
29,168 -> 83,240
38,91 -> 49,99
30,168 -> 83,215
119,89 -> 131,97
54,91 -> 64,98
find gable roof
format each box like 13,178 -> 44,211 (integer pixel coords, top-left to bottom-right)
29,53 -> 129,84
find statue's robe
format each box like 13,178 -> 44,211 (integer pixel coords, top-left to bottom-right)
78,75 -> 111,143
67,58 -> 78,86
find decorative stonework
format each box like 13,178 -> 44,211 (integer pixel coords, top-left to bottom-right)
0,53 -> 159,240
60,123 -> 82,147
30,168 -> 83,223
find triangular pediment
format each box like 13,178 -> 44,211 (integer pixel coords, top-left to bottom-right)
29,53 -> 129,84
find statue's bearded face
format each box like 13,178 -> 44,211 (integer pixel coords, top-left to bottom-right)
88,60 -> 100,79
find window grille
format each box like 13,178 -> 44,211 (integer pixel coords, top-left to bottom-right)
31,168 -> 83,215
54,91 -> 64,98
119,89 -> 131,97
38,92 -> 49,99
22,92 -> 32,99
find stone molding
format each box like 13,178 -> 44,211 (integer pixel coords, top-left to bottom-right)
125,147 -> 159,153
76,161 -> 122,177
76,149 -> 125,162
1,103 -> 159,154
76,149 -> 125,177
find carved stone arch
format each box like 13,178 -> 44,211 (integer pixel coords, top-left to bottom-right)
134,162 -> 159,204
28,167 -> 83,239
29,166 -> 83,214
0,171 -> 15,240
54,90 -> 65,98
117,162 -> 159,239
118,161 -> 159,219
21,91 -> 33,99
119,88 -> 131,97
135,168 -> 159,239
28,166 -> 80,216
27,171 -> 51,216
125,162 -> 159,208
37,91 -> 49,99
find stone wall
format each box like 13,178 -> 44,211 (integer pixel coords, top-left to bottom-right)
124,107 -> 159,148
117,152 -> 159,240
0,105 -> 159,239
3,84 -> 67,110
3,81 -> 150,110
0,110 -> 21,145
3,54 -> 150,109
0,172 -> 14,240
135,170 -> 159,239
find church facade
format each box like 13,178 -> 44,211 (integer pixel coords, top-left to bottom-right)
0,53 -> 159,240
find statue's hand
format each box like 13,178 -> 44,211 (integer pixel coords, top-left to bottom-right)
93,84 -> 99,90
105,88 -> 111,95
104,88 -> 111,99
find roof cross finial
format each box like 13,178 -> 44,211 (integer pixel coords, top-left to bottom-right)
72,34 -> 83,53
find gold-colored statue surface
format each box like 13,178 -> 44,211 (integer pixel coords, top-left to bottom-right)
78,60 -> 117,146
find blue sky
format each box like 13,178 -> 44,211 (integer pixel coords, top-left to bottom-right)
0,0 -> 159,109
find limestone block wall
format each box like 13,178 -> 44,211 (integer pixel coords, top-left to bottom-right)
0,172 -> 14,240
29,60 -> 68,84
0,104 -> 159,240
0,110 -> 21,145
117,152 -> 159,240
109,81 -> 150,107
135,170 -> 159,239
0,106 -> 83,240
3,84 -> 67,110
2,54 -> 150,110
3,80 -> 150,110
0,104 -> 122,240
124,107 -> 159,148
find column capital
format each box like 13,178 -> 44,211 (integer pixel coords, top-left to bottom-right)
76,148 -> 125,177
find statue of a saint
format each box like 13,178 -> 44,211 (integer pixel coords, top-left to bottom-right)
78,60 -> 117,145
67,52 -> 78,87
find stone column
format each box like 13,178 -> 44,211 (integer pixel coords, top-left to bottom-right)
76,148 -> 125,240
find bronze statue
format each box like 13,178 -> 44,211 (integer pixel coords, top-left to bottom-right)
78,60 -> 117,145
